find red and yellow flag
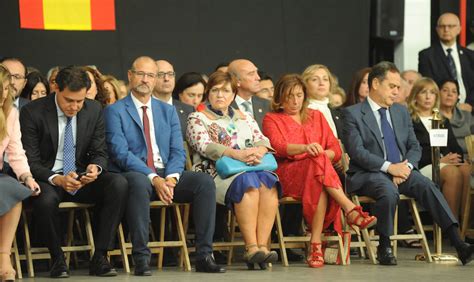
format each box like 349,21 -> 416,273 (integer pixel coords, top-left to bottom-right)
19,0 -> 116,31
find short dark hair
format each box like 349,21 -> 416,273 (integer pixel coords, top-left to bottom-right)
258,70 -> 273,82
20,72 -> 50,100
368,61 -> 400,89
0,57 -> 27,76
204,71 -> 238,102
55,66 -> 91,92
214,62 -> 229,72
439,78 -> 460,94
172,72 -> 207,100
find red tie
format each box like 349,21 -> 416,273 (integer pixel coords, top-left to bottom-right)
142,106 -> 156,172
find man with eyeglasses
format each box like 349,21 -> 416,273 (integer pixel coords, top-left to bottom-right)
418,13 -> 474,111
152,60 -> 194,138
228,59 -> 270,130
1,57 -> 29,110
104,56 -> 225,275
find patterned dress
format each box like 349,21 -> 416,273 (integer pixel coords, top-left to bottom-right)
263,109 -> 342,232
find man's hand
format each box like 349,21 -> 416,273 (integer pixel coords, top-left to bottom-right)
387,160 -> 411,179
153,176 -> 173,205
53,172 -> 83,193
392,176 -> 406,187
80,164 -> 99,185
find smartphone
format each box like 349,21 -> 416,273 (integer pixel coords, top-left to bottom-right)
76,171 -> 88,180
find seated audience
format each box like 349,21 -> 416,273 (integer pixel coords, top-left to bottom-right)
47,66 -> 60,94
439,79 -> 474,154
116,80 -> 128,99
407,77 -> 470,219
215,62 -> 229,73
255,71 -> 274,100
187,71 -> 280,269
343,61 -> 474,266
98,75 -> 121,107
104,56 -> 225,275
20,71 -> 50,101
401,70 -> 421,92
344,67 -> 371,107
263,74 -> 376,268
20,66 -> 128,278
0,64 -> 39,282
81,66 -> 104,100
172,72 -> 206,109
394,77 -> 410,106
330,86 -> 346,108
1,57 -> 29,110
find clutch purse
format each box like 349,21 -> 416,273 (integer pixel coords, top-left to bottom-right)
215,153 -> 278,178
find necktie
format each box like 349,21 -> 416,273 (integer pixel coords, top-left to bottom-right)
446,48 -> 457,80
142,106 -> 156,172
63,117 -> 77,195
241,101 -> 253,116
378,108 -> 401,163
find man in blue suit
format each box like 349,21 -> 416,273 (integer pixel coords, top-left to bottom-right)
343,61 -> 473,266
104,56 -> 225,275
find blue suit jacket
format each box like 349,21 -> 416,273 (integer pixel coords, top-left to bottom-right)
342,100 -> 422,193
104,94 -> 185,177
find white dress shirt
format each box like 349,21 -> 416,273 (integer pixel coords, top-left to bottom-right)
235,95 -> 254,116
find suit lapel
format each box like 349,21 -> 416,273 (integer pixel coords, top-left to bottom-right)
458,44 -> 469,78
389,106 -> 406,156
435,43 -> 452,77
46,95 -> 59,154
124,95 -> 144,131
361,101 -> 384,152
75,103 -> 87,157
151,99 -> 162,151
251,97 -> 263,120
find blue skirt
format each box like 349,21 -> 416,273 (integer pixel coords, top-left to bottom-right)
224,171 -> 281,210
0,174 -> 32,216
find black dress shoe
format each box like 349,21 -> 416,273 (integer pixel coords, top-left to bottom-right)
134,260 -> 152,276
376,246 -> 397,265
89,254 -> 117,277
213,251 -> 228,265
286,249 -> 304,262
195,254 -> 226,273
456,243 -> 474,265
50,255 -> 69,278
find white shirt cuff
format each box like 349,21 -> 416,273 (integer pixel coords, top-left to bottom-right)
381,161 -> 391,173
48,174 -> 60,186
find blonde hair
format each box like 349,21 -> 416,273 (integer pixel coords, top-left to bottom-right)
0,64 -> 14,141
301,64 -> 336,100
330,86 -> 347,107
407,77 -> 441,122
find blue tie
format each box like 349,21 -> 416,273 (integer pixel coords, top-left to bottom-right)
378,108 -> 401,163
446,48 -> 457,80
63,117 -> 76,194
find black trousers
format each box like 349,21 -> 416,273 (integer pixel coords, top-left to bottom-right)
357,170 -> 457,237
32,172 -> 128,256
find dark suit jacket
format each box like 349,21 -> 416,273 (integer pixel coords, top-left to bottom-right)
173,99 -> 194,139
412,118 -> 463,168
231,95 -> 271,130
330,107 -> 345,139
342,100 -> 422,193
19,94 -> 108,182
418,42 -> 474,106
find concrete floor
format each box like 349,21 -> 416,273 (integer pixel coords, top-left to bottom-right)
19,247 -> 474,282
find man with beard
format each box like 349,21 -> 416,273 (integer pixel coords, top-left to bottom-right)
1,57 -> 29,109
104,56 -> 225,275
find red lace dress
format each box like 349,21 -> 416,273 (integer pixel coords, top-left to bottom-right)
262,109 -> 342,233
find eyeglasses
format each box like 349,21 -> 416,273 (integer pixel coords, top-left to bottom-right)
131,70 -> 157,79
10,74 -> 26,81
437,24 -> 458,30
157,71 -> 176,79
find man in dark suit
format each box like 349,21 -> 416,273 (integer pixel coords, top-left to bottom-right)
228,59 -> 271,129
20,66 -> 128,278
343,61 -> 474,265
1,57 -> 29,110
419,13 -> 474,110
151,59 -> 194,138
104,56 -> 225,275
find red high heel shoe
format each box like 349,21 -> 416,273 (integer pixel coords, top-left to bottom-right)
346,206 -> 377,230
307,243 -> 324,268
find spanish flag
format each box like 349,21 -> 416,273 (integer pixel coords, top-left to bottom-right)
19,0 -> 116,31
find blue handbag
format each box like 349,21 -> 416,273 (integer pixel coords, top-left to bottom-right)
215,153 -> 278,178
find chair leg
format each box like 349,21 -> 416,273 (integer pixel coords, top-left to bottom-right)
83,209 -> 95,258
174,205 -> 191,272
157,208 -> 166,270
22,211 -> 34,278
409,199 -> 432,262
336,233 -> 346,266
461,191 -> 472,240
393,205 -> 398,258
117,224 -> 130,273
12,237 -> 22,279
275,208 -> 289,267
360,227 -> 377,264
65,209 -> 75,267
226,214 -> 236,266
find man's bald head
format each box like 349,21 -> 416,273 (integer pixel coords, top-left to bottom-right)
132,56 -> 156,71
436,13 -> 461,46
228,59 -> 261,99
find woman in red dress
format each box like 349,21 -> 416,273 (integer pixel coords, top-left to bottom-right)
262,74 -> 376,268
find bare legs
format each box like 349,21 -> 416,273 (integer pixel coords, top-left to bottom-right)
441,165 -> 464,219
0,202 -> 22,277
234,185 -> 278,254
